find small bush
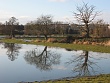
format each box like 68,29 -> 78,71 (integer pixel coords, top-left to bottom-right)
47,38 -> 57,43
66,36 -> 75,43
59,36 -> 75,43
34,39 -> 42,42
58,38 -> 67,43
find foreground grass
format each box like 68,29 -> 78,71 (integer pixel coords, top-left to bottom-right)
1,39 -> 110,53
18,74 -> 110,83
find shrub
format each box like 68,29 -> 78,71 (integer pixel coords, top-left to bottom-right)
34,39 -> 42,42
66,36 -> 75,43
47,38 -> 57,43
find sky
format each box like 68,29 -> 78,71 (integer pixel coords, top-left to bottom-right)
0,0 -> 110,25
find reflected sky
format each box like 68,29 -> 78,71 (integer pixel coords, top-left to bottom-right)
0,43 -> 110,83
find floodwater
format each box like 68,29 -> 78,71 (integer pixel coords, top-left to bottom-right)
0,43 -> 110,83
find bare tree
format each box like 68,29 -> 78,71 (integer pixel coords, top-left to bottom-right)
8,17 -> 19,38
54,21 -> 69,36
93,19 -> 109,37
36,15 -> 53,40
73,2 -> 99,38
24,22 -> 37,35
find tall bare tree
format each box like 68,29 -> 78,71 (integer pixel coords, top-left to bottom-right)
73,2 -> 99,38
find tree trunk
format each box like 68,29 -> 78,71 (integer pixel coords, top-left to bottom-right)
85,24 -> 90,38
44,35 -> 48,40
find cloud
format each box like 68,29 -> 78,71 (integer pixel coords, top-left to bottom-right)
18,16 -> 30,19
48,0 -> 69,2
99,12 -> 110,24
54,15 -> 76,24
94,12 -> 110,24
48,0 -> 89,2
0,10 -> 35,24
18,16 -> 36,24
0,10 -> 14,17
0,10 -> 15,22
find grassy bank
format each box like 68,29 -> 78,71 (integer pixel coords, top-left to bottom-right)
0,39 -> 110,53
18,74 -> 110,83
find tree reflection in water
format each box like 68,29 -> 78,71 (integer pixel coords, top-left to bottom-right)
24,46 -> 61,71
3,43 -> 22,61
67,51 -> 101,77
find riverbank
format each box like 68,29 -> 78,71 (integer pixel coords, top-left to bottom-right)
18,74 -> 110,83
0,39 -> 110,53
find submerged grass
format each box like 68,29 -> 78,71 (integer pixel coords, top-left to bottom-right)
0,39 -> 110,53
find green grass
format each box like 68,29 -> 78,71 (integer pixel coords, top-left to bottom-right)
0,39 -> 110,53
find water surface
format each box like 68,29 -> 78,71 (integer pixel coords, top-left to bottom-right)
0,43 -> 110,83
